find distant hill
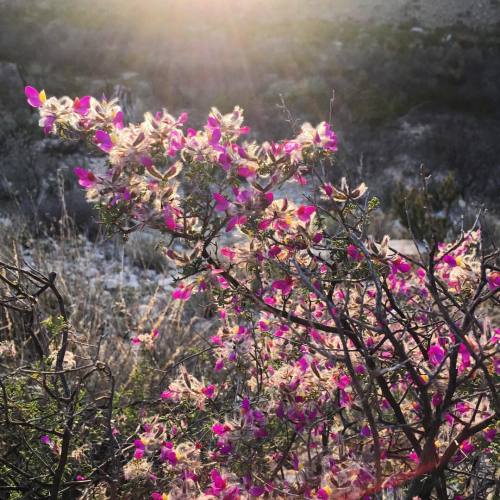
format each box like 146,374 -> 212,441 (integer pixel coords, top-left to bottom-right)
0,0 -> 499,225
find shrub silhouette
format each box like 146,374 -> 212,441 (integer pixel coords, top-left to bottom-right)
0,87 -> 497,499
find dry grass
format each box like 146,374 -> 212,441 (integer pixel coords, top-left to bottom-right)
0,213 -> 213,395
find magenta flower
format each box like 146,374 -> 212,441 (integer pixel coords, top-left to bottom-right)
226,214 -> 247,232
296,204 -> 316,223
249,485 -> 265,497
172,286 -> 192,301
113,111 -> 124,129
213,192 -> 230,211
322,183 -> 334,197
140,155 -> 153,168
74,167 -> 96,189
160,443 -> 177,465
220,247 -> 236,260
25,86 -> 46,108
209,127 -> 221,145
40,435 -> 52,446
484,428 -> 497,443
201,384 -> 216,399
73,96 -> 91,116
460,440 -> 475,454
268,246 -> 281,258
160,390 -> 174,400
133,439 -> 145,459
297,355 -> 309,372
94,130 -> 114,152
207,469 -> 227,496
151,493 -> 167,500
432,392 -> 443,407
487,272 -> 500,290
428,343 -> 445,367
237,165 -> 255,178
360,425 -> 372,437
443,254 -> 457,267
212,423 -> 230,436
347,244 -> 364,262
392,257 -> 411,274
337,374 -> 351,389
316,487 -> 331,499
163,204 -> 180,231
218,152 -> 232,170
271,278 -> 293,295
42,114 -> 56,134
210,335 -> 223,346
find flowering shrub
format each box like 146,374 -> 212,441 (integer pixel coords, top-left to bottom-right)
19,86 -> 500,498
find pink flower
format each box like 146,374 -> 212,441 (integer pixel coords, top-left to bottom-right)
295,356 -> 308,372
296,204 -> 316,223
456,402 -> 470,415
161,390 -> 174,400
428,343 -> 445,367
226,214 -> 247,232
73,96 -> 91,116
209,127 -> 221,145
487,272 -> 500,290
113,111 -> 124,129
25,86 -> 46,108
322,183 -> 334,197
212,423 -> 230,436
432,392 -> 443,407
249,485 -> 265,497
347,244 -> 364,262
213,193 -> 230,211
360,425 -> 372,437
316,487 -> 331,499
337,374 -> 351,389
210,335 -> 223,346
74,167 -> 96,189
151,493 -> 168,500
163,204 -> 182,231
443,254 -> 457,267
201,384 -> 216,399
163,204 -> 180,231
271,278 -> 293,295
172,286 -> 192,301
392,257 -> 411,273
133,439 -> 145,459
460,440 -> 475,454
484,428 -> 497,443
160,443 -> 177,465
237,165 -> 255,178
41,114 -> 56,134
206,469 -> 227,496
221,247 -> 236,260
40,435 -> 52,446
94,130 -> 114,152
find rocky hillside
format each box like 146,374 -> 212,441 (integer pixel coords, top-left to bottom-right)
1,0 -> 499,229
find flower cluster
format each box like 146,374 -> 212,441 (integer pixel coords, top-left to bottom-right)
28,86 -> 498,499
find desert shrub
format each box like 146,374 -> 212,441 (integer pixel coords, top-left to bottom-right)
0,86 -> 498,499
391,172 -> 460,241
